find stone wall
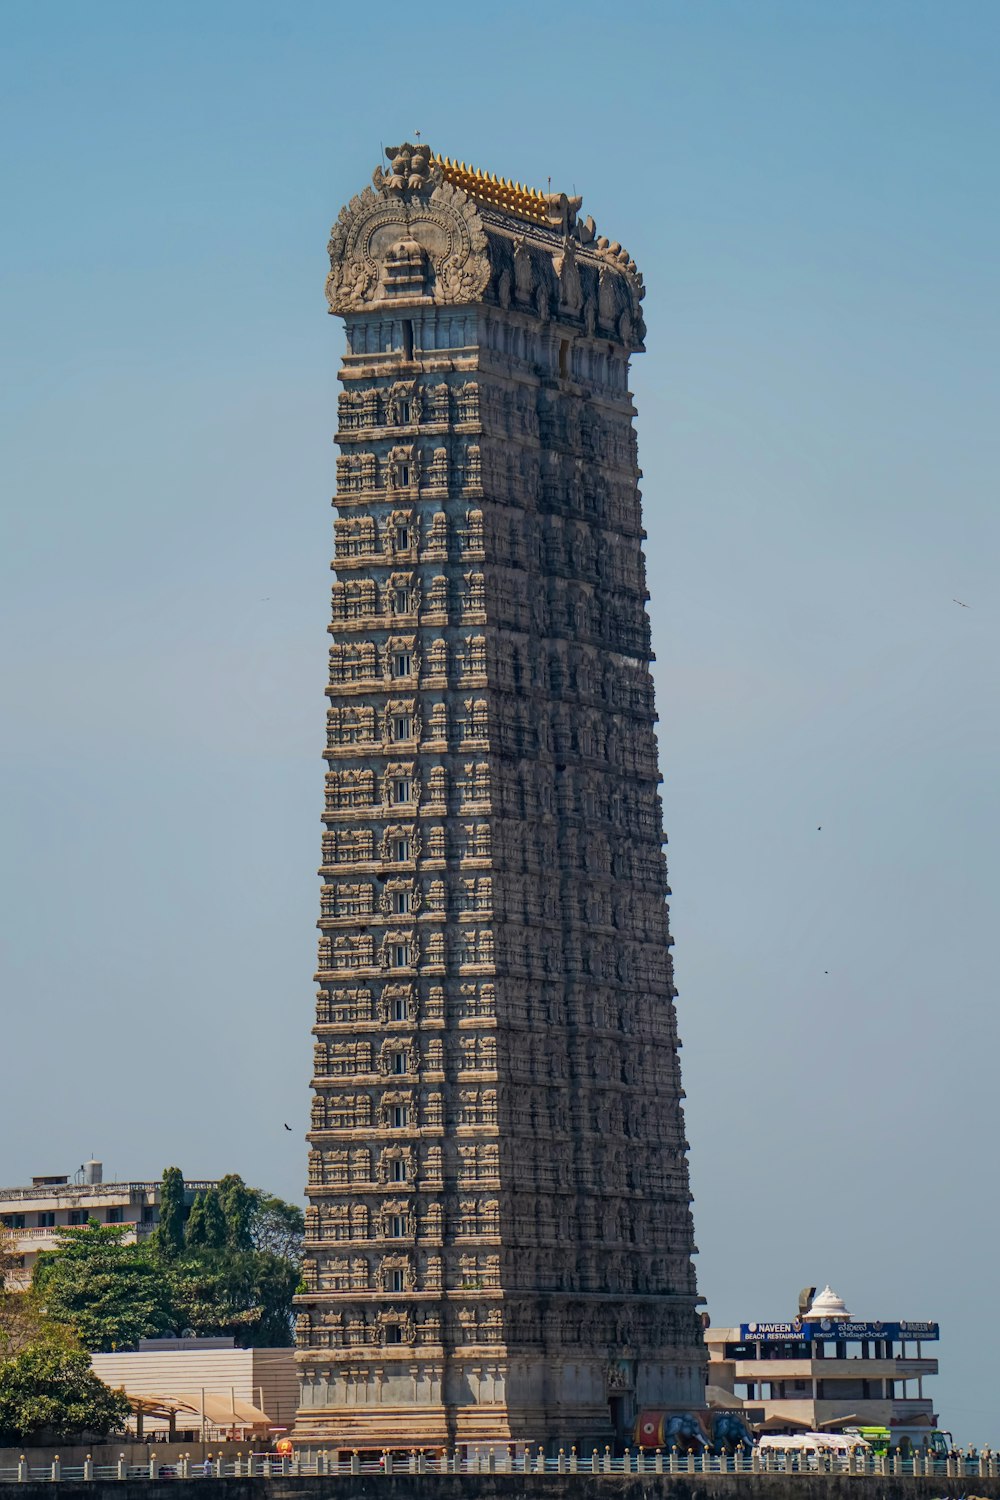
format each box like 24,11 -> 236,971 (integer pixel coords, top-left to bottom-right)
3,1475 -> 998,1500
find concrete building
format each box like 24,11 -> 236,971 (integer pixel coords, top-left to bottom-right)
295,141 -> 705,1453
0,1164 -> 219,1288
705,1286 -> 941,1447
92,1340 -> 297,1440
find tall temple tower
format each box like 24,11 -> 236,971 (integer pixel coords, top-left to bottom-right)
294,142 -> 705,1453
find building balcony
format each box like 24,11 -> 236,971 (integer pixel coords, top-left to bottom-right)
731,1357 -> 938,1381
12,1222 -> 157,1248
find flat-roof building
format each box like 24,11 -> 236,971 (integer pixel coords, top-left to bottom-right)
0,1163 -> 218,1288
705,1285 -> 941,1450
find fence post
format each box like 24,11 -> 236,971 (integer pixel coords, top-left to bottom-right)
686,1451 -> 695,1474
117,1453 -> 127,1481
148,1452 -> 157,1481
418,1452 -> 427,1474
52,1457 -> 61,1483
350,1450 -> 360,1474
17,1456 -> 28,1483
654,1449 -> 663,1474
83,1455 -> 94,1482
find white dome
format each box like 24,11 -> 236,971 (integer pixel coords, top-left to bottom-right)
804,1285 -> 850,1320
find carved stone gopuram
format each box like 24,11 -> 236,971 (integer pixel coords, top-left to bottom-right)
294,142 -> 706,1453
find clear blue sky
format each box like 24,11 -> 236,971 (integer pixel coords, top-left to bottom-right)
2,0 -> 998,1441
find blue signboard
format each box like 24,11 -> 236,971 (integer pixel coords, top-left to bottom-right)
809,1319 -> 939,1342
739,1322 -> 808,1341
739,1319 -> 939,1343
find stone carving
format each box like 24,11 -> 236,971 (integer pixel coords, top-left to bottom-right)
554,243 -> 582,315
512,237 -> 534,304
377,141 -> 435,195
326,149 -> 490,315
303,136 -> 704,1455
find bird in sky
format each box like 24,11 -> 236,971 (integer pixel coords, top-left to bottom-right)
283,1123 -> 292,1132
817,826 -> 822,831
953,599 -> 971,608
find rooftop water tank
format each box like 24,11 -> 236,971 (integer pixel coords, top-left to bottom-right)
83,1160 -> 103,1185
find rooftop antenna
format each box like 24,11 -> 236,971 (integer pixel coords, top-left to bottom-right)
415,129 -> 421,143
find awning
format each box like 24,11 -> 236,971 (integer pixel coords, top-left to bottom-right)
706,1385 -> 745,1409
125,1395 -> 194,1421
173,1392 -> 271,1428
756,1411 -> 816,1432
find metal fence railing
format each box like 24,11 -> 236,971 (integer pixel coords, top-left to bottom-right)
0,1448 -> 996,1482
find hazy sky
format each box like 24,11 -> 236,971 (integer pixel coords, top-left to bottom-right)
2,0 -> 998,1442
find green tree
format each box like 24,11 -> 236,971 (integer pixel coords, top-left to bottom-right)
0,1290 -> 78,1363
185,1192 -> 226,1252
217,1175 -> 254,1252
0,1224 -> 21,1293
0,1346 -> 129,1444
33,1224 -> 173,1352
249,1193 -> 304,1266
168,1250 -> 298,1347
156,1167 -> 187,1257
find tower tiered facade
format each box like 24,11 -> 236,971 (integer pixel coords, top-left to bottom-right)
294,143 -> 705,1452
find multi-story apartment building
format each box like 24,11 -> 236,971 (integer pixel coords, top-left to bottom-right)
295,141 -> 705,1453
0,1163 -> 218,1288
704,1286 -> 941,1449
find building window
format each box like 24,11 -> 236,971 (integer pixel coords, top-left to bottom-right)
392,945 -> 410,969
396,524 -> 410,550
394,889 -> 412,915
392,653 -> 412,678
393,588 -> 411,615
391,1158 -> 408,1182
401,320 -> 414,361
393,778 -> 412,805
390,1268 -> 405,1292
392,1104 -> 410,1128
394,838 -> 411,862
392,995 -> 408,1021
389,1216 -> 407,1238
38,1212 -> 56,1228
385,1323 -> 404,1343
106,1207 -> 123,1224
398,403 -> 411,427
392,715 -> 413,741
398,464 -> 410,487
68,1210 -> 88,1226
392,1050 -> 407,1073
